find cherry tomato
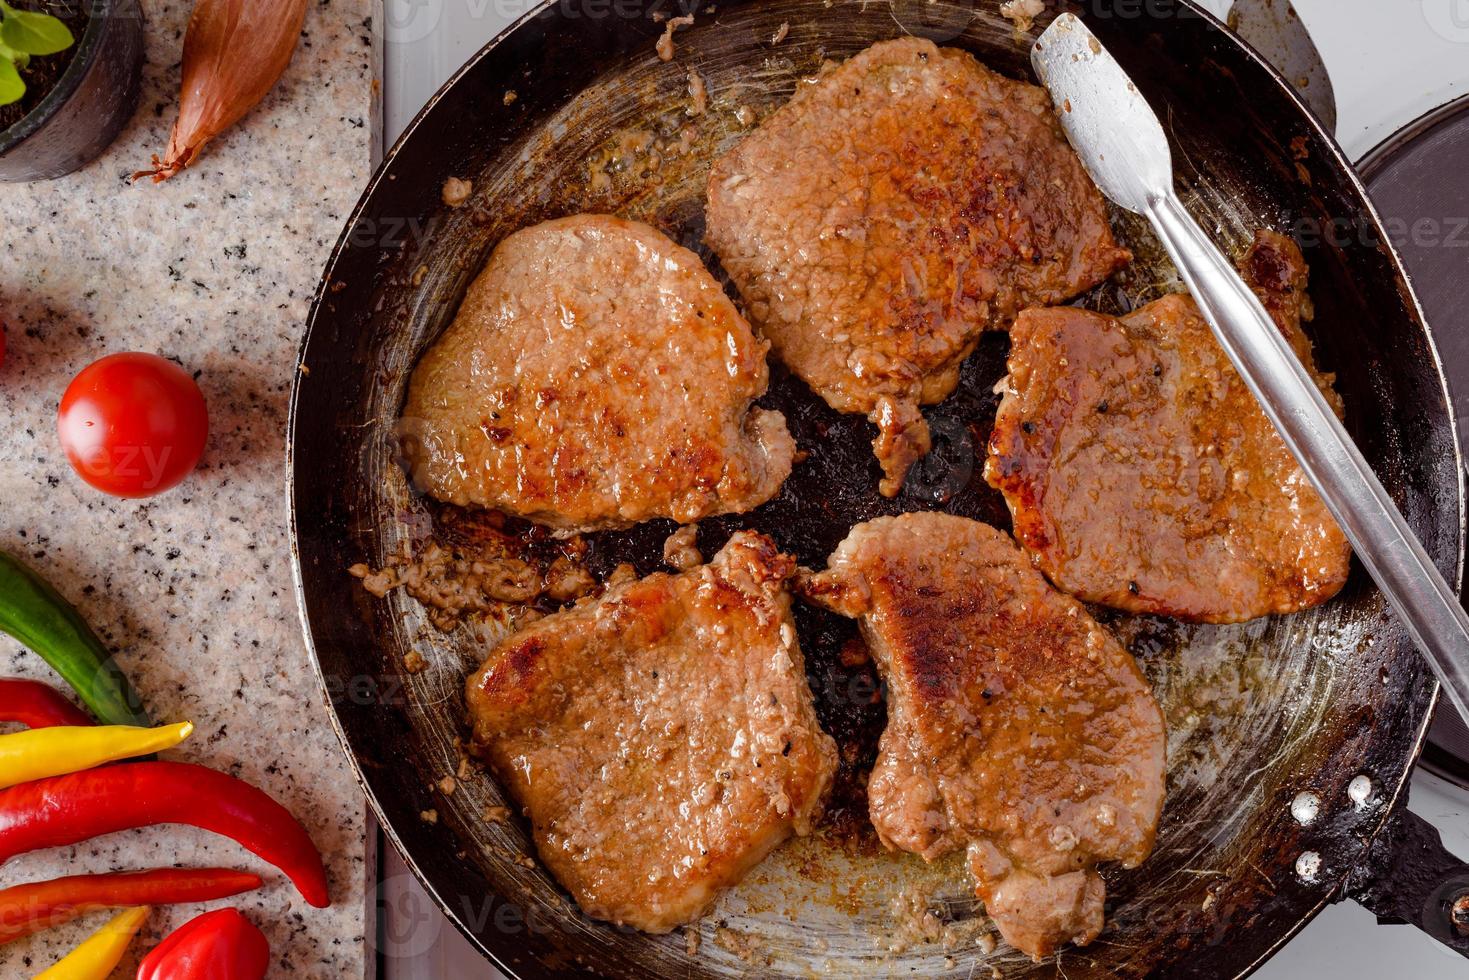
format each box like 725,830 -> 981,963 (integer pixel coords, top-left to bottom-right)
137,908 -> 269,980
57,353 -> 208,498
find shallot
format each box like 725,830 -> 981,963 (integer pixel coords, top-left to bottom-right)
134,0 -> 308,182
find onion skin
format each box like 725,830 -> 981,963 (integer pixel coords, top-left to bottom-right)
134,0 -> 309,182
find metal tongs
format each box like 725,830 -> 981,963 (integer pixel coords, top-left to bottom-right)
1031,14 -> 1469,726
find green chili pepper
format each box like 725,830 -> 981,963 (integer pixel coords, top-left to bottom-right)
0,551 -> 149,727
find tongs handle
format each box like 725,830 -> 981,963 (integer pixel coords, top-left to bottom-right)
1147,191 -> 1469,727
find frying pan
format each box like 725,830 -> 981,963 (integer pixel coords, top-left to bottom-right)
287,0 -> 1469,975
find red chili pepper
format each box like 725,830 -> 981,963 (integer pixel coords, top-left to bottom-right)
137,908 -> 269,980
0,762 -> 329,908
0,678 -> 93,729
0,868 -> 261,944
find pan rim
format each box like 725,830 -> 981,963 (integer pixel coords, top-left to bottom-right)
284,7 -> 563,980
285,0 -> 1465,975
1188,4 -> 1465,975
1357,91 -> 1469,178
1357,90 -> 1469,792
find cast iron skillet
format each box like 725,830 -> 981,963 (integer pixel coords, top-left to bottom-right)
288,1 -> 1469,975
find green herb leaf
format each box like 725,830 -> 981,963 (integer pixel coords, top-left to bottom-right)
0,54 -> 23,107
0,4 -> 75,57
0,39 -> 29,69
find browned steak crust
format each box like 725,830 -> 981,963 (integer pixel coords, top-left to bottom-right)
706,37 -> 1130,496
801,513 -> 1166,960
986,231 -> 1350,623
465,532 -> 837,933
401,215 -> 795,535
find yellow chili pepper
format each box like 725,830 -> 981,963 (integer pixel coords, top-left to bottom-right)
0,722 -> 193,790
33,906 -> 149,980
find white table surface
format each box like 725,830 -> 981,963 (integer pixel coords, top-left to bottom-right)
376,1 -> 1469,975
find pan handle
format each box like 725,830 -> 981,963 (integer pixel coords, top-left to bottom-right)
1345,808 -> 1469,956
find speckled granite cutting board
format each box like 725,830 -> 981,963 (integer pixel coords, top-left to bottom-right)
0,1 -> 375,976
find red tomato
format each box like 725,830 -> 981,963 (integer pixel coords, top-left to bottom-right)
137,908 -> 270,980
57,353 -> 208,498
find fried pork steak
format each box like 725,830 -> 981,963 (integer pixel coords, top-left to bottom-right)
706,38 -> 1130,496
401,215 -> 795,535
465,531 -> 837,933
800,513 -> 1166,960
987,231 -> 1351,623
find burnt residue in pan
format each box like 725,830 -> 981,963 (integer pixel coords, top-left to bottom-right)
408,295 -> 1160,855
577,335 -> 1018,847
417,332 -> 1018,849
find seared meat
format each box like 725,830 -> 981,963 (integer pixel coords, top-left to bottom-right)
800,513 -> 1166,960
401,215 -> 795,535
986,231 -> 1350,623
465,532 -> 837,933
706,38 -> 1130,496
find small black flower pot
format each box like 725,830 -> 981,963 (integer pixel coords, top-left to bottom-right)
0,0 -> 144,181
